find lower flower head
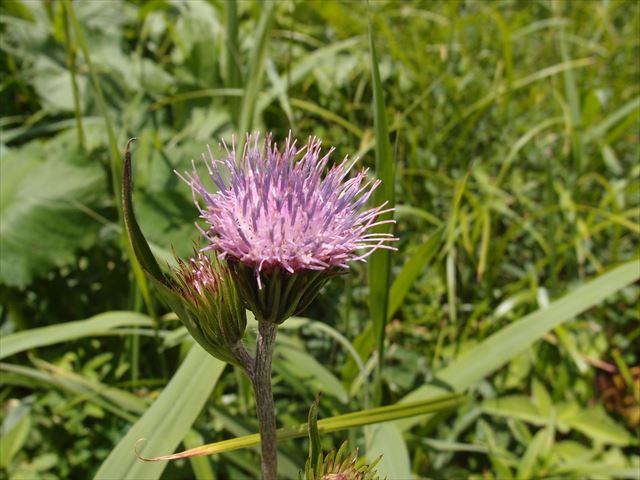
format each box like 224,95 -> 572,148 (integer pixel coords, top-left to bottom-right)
171,251 -> 247,362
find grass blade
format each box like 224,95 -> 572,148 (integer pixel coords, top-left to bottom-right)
433,57 -> 595,148
290,98 -> 363,137
387,227 -> 443,320
554,1 -> 583,172
0,360 -> 146,422
136,393 -> 464,462
95,344 -> 226,480
258,37 -> 362,112
583,96 -> 640,142
237,2 -> 275,144
61,0 -> 120,201
0,311 -> 153,360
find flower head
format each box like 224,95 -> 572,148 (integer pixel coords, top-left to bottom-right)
181,134 -> 395,278
171,251 -> 247,363
178,133 -> 396,323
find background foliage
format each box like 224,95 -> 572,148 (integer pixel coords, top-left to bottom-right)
1,0 -> 639,479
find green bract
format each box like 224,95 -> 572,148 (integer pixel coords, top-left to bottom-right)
230,262 -> 344,324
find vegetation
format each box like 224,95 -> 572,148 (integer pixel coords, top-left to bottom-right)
1,0 -> 638,479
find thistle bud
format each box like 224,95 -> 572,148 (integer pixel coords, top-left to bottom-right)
171,251 -> 247,364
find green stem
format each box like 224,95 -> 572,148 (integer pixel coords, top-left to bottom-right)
252,321 -> 278,480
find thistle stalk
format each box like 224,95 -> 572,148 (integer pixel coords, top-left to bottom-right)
251,321 -> 278,480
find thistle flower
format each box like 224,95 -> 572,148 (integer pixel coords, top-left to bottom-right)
179,133 -> 396,323
170,251 -> 247,365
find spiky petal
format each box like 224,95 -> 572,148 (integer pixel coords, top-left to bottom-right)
179,133 -> 396,287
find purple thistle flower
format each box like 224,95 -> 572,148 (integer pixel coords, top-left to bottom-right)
178,133 -> 396,289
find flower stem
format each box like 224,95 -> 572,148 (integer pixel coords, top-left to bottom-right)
252,321 -> 278,480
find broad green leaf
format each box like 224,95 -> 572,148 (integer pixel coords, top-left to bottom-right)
62,0 -> 121,194
0,311 -> 153,360
553,440 -> 594,462
95,344 -> 225,480
398,259 -> 640,430
0,141 -> 103,287
134,188 -> 198,260
31,56 -> 88,114
365,422 -> 410,479
63,0 -> 156,318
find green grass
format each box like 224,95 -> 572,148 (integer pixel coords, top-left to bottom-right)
1,1 -> 638,479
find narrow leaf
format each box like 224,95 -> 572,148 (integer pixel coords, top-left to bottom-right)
95,344 -> 225,480
237,3 -> 275,141
388,227 -> 443,319
136,393 -> 464,461
0,311 -> 153,360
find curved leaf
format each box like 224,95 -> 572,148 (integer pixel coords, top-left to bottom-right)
95,344 -> 225,480
136,393 -> 464,462
0,311 -> 153,360
121,140 -> 165,284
